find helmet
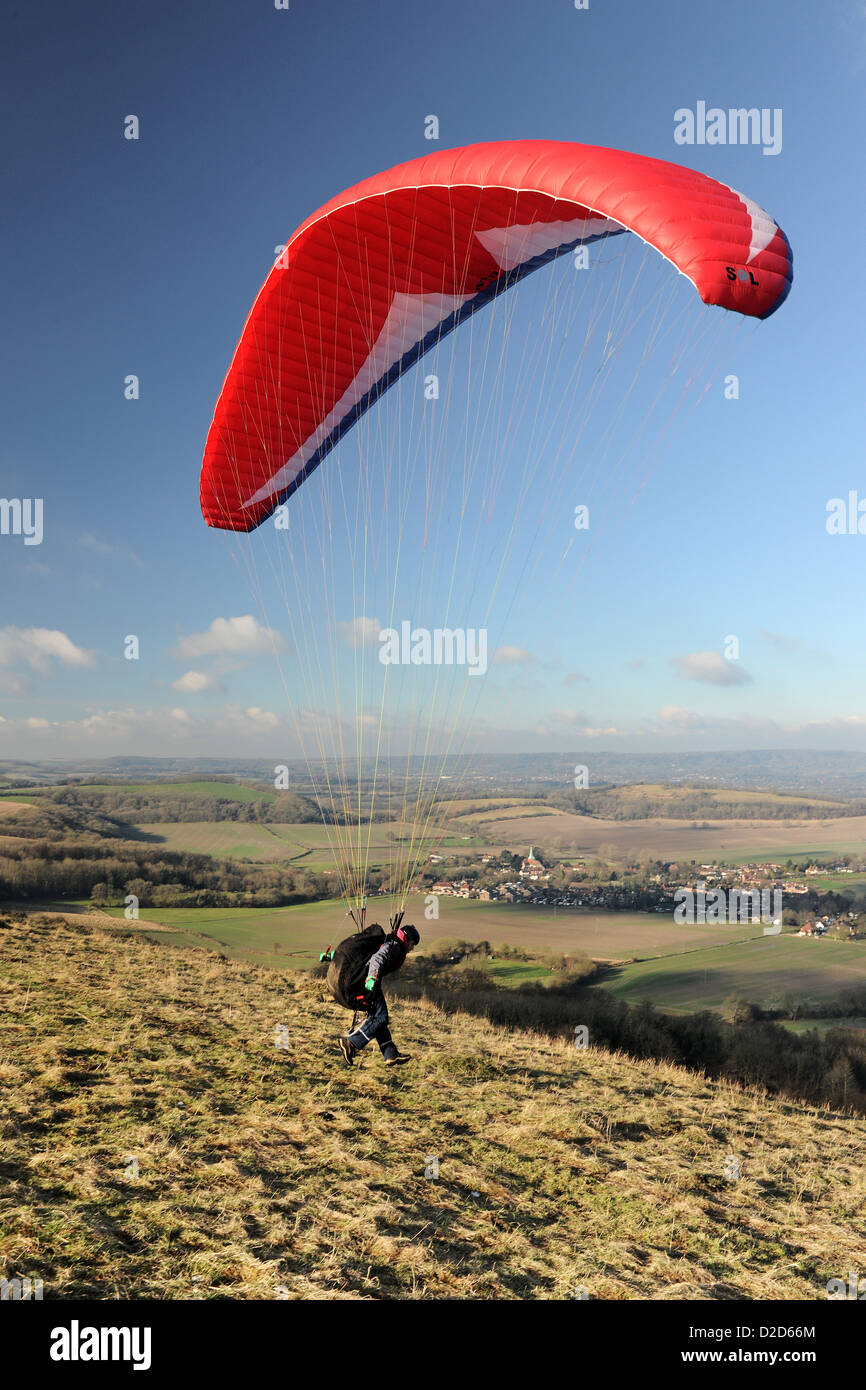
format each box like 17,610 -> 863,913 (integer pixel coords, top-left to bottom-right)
396,923 -> 420,948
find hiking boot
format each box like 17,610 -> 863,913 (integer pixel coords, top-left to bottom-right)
384,1052 -> 411,1066
338,1036 -> 357,1067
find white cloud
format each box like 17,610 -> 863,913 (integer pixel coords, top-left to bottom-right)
223,705 -> 280,731
172,670 -> 220,693
658,705 -> 707,729
549,708 -> 591,728
493,646 -> 534,666
564,671 -> 589,685
174,615 -> 284,661
0,702 -> 286,750
0,626 -> 96,674
671,651 -> 752,686
336,616 -> 381,649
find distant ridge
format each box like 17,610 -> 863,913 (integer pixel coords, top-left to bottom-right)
2,750 -> 866,799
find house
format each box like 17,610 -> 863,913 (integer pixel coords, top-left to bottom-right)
797,921 -> 827,937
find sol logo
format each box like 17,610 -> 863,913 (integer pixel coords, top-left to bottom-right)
726,265 -> 760,286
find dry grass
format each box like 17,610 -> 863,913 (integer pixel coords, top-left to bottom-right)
0,912 -> 862,1301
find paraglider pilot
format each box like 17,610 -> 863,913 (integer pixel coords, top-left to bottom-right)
338,923 -> 419,1066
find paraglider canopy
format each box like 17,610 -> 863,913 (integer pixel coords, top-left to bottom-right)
200,139 -> 792,532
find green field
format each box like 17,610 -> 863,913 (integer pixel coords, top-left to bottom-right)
799,872 -> 866,891
135,820 -> 485,865
136,822 -> 321,861
780,1017 -> 866,1036
100,896 -> 769,974
601,935 -> 866,1013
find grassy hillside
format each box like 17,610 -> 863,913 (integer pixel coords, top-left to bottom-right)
1,912 -> 862,1300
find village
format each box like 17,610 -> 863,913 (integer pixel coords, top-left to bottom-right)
416,846 -> 866,938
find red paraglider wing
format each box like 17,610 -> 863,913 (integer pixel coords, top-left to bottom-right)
200,140 -> 792,532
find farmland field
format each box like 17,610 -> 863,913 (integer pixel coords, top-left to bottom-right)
780,1017 -> 866,1036
601,935 -> 866,1013
99,897 -> 767,969
129,809 -> 866,870
797,872 -> 866,890
136,822 -> 323,861
135,821 -> 486,864
466,810 -> 866,863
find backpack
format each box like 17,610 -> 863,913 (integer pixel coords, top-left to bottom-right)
325,923 -> 386,1009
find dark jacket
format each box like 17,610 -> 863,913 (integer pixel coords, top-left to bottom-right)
365,934 -> 408,984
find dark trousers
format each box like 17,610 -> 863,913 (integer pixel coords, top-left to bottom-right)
347,988 -> 397,1060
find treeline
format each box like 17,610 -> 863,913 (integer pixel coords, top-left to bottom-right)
546,787 -> 866,821
722,984 -> 866,1023
389,970 -> 866,1114
44,786 -> 396,825
0,837 -> 329,908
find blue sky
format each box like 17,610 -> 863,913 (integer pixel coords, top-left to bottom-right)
2,0 -> 865,761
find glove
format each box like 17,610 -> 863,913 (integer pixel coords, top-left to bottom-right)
319,949 -> 334,963
364,976 -> 377,992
